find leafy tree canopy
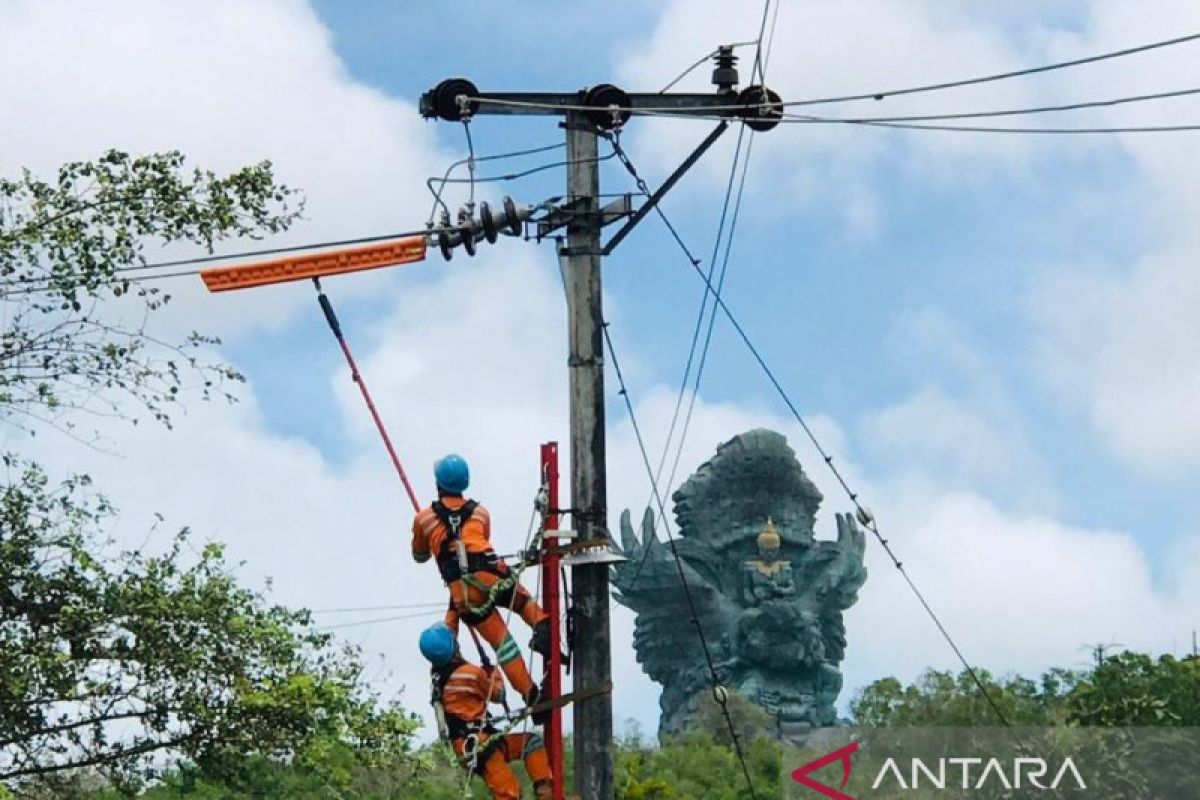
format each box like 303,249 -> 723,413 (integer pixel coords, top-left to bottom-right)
1,151 -> 424,795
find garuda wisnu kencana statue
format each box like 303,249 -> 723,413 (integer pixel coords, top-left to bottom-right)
612,429 -> 868,742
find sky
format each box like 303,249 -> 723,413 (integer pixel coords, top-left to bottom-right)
2,0 -> 1200,740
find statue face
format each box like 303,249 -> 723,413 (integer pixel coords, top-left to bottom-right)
758,543 -> 781,561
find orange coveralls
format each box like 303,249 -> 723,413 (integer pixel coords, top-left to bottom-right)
413,496 -> 548,700
438,661 -> 553,800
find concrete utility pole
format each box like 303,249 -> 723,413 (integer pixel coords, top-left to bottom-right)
561,109 -> 613,796
420,57 -> 780,799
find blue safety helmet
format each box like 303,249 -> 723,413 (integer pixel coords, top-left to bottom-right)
434,453 -> 470,494
419,622 -> 457,667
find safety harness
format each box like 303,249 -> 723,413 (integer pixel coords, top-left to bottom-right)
431,499 -> 522,623
431,661 -> 502,775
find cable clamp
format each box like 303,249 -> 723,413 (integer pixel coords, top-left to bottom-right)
455,95 -> 474,122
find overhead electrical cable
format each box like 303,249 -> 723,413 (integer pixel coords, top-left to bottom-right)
782,31 -> 1200,108
312,602 -> 447,614
429,149 -> 619,187
782,85 -> 1200,123
614,146 -> 1012,727
426,141 -> 563,221
788,119 -> 1200,134
749,0 -> 774,86
662,131 -> 755,523
318,608 -> 446,632
468,31 -> 1200,118
611,125 -> 746,585
602,322 -> 760,800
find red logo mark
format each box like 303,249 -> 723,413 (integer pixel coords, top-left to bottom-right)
791,740 -> 859,800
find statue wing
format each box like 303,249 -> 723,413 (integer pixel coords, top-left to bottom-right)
612,509 -> 734,686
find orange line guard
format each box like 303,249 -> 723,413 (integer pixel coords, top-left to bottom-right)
201,237 -> 427,292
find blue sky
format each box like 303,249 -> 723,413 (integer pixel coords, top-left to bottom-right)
291,1 -> 1196,545
3,0 -> 1199,737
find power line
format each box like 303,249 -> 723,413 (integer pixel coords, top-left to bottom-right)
428,148 -> 620,187
788,118 -> 1200,134
663,131 -> 755,524
311,602 -> 446,614
602,321 -> 759,800
610,125 -> 749,588
318,609 -> 445,632
783,85 -> 1200,123
426,140 -> 564,221
749,0 -> 774,87
784,31 -> 1200,108
469,31 -> 1200,118
613,147 -> 1012,727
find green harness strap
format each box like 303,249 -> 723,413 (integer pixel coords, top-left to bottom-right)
459,526 -> 546,618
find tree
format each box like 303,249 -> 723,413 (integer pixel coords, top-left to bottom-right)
1,151 -> 422,792
850,667 -> 1082,727
0,453 -> 422,791
1068,651 -> 1200,725
850,652 -> 1200,728
1,149 -> 299,434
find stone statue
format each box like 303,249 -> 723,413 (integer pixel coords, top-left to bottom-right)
611,429 -> 868,743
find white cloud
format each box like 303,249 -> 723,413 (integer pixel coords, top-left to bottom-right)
616,0 -> 1085,236
844,491 -> 1200,700
621,0 -> 1200,472
1030,245 -> 1200,471
0,0 -> 456,339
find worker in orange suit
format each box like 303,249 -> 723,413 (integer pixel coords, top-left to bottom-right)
421,622 -> 553,800
412,453 -> 551,710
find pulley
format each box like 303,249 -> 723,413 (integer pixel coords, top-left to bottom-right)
737,85 -> 783,132
427,78 -> 480,121
583,83 -> 632,131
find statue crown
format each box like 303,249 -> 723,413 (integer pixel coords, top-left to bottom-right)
757,517 -> 781,551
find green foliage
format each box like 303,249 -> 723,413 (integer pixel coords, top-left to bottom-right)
0,457 -> 421,789
614,722 -> 779,800
851,652 -> 1200,728
0,150 -> 300,432
1068,651 -> 1200,725
0,151 -> 424,793
850,667 -> 1082,726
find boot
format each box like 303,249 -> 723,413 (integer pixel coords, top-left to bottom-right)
524,684 -> 551,726
529,618 -> 551,657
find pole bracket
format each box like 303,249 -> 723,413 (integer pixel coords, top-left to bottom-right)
537,195 -> 633,241
602,121 -> 729,256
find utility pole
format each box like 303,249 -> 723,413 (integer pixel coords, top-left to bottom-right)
562,109 -> 613,796
420,54 -> 780,799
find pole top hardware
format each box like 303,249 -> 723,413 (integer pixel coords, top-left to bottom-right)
738,85 -> 783,131
712,45 -> 739,92
583,84 -> 632,131
423,78 -> 480,121
433,195 -> 533,261
420,74 -> 784,132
